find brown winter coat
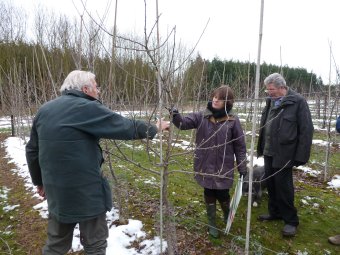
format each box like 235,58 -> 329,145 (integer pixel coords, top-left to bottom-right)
172,109 -> 247,190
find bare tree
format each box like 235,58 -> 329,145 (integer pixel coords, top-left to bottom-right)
0,0 -> 27,42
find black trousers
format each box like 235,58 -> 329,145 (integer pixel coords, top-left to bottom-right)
264,156 -> 299,226
204,188 -> 230,204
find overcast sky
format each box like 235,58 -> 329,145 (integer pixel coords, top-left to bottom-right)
11,0 -> 340,84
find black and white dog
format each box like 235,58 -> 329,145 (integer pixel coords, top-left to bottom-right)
242,165 -> 266,207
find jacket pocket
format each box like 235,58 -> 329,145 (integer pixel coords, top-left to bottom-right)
279,116 -> 297,144
102,176 -> 113,211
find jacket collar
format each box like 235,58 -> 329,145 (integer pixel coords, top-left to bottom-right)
62,89 -> 101,103
280,89 -> 298,105
266,88 -> 297,107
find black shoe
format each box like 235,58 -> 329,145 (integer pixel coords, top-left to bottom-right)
257,214 -> 282,221
282,224 -> 297,237
328,235 -> 340,245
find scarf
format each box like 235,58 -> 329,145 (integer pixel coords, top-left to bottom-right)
207,101 -> 232,119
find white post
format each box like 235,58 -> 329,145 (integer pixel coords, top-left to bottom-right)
155,0 -> 164,253
245,0 -> 264,254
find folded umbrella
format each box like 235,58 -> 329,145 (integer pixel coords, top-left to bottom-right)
225,175 -> 243,234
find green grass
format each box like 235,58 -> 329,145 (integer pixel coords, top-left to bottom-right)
0,187 -> 26,255
0,128 -> 11,133
2,112 -> 338,254
102,127 -> 340,254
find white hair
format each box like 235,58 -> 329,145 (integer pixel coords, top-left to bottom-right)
60,70 -> 96,92
264,73 -> 287,88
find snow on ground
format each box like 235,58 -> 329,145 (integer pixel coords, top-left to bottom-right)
328,175 -> 340,189
296,165 -> 321,178
3,137 -> 167,254
313,139 -> 331,146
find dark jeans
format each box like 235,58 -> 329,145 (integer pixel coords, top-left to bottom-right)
264,156 -> 299,226
43,213 -> 108,255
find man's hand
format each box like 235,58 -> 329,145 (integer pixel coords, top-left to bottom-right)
294,161 -> 305,167
37,185 -> 46,199
156,118 -> 170,131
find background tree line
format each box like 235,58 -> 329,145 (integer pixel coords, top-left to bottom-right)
0,39 -> 329,112
0,0 -> 335,118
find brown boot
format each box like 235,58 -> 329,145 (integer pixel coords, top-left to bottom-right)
328,235 -> 340,245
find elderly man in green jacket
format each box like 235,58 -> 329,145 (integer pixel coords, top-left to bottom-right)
26,70 -> 170,255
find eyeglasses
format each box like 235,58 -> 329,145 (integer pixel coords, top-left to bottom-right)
265,89 -> 278,93
264,86 -> 284,93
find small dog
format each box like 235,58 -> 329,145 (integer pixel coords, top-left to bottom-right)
242,165 -> 266,207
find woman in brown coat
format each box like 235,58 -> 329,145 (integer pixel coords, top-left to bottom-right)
171,85 -> 247,238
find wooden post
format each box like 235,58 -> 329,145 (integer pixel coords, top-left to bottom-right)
11,115 -> 15,136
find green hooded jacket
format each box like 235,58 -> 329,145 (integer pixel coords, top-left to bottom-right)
26,90 -> 157,223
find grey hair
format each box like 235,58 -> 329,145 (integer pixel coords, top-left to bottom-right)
264,73 -> 287,88
60,70 -> 96,92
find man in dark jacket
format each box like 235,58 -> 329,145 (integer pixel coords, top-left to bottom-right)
336,115 -> 340,133
26,70 -> 170,254
328,116 -> 340,245
257,73 -> 313,237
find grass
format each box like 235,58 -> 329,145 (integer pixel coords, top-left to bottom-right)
0,183 -> 45,255
0,187 -> 24,255
0,136 -> 27,254
1,111 -> 339,254
0,128 -> 11,133
0,132 -> 46,255
102,126 -> 340,254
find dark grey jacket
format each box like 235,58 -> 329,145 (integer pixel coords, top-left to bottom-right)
257,89 -> 314,168
172,110 -> 247,190
26,90 -> 157,223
